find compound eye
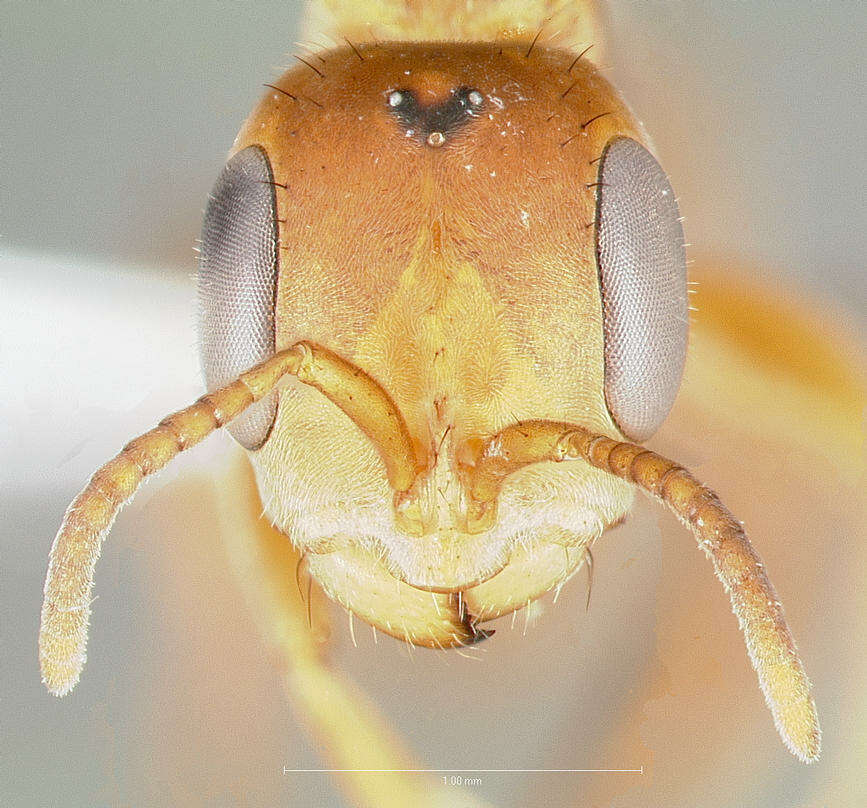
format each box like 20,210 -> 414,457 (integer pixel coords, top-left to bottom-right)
198,146 -> 279,449
595,137 -> 688,441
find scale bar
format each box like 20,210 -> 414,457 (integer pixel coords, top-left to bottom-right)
283,768 -> 644,774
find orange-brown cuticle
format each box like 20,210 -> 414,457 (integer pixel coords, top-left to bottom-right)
607,442 -> 644,477
659,468 -> 697,511
630,452 -> 678,492
587,435 -> 618,467
684,488 -> 723,526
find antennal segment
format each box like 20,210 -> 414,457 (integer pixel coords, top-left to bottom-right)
39,342 -> 421,696
464,419 -> 821,763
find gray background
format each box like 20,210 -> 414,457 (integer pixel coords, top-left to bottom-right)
2,2 -> 865,807
3,0 -> 864,320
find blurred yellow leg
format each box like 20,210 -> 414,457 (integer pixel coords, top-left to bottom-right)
216,452 -> 492,808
